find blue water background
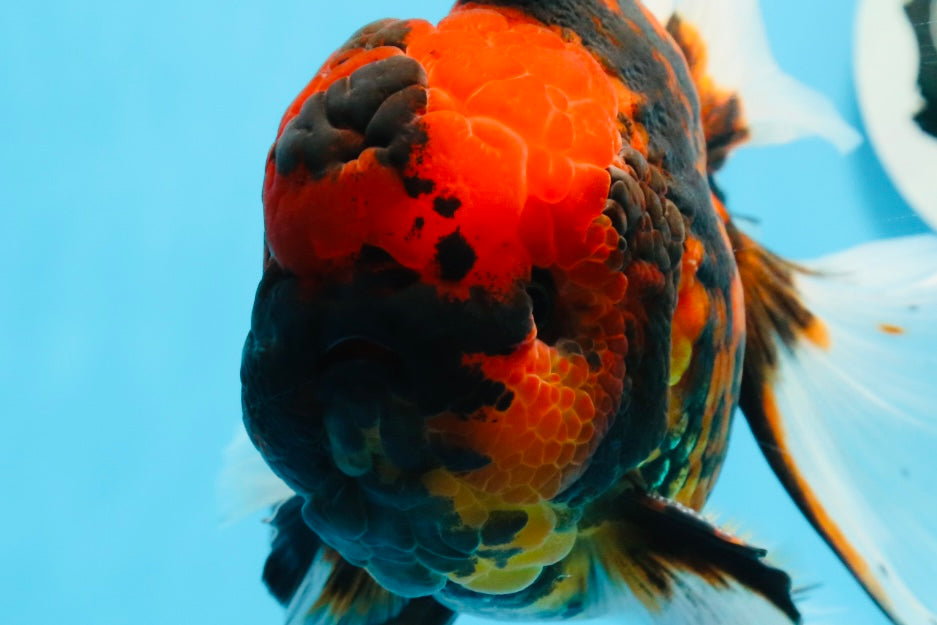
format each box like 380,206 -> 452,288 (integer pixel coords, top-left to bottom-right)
0,1 -> 928,623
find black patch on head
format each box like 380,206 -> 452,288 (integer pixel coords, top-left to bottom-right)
433,196 -> 462,218
337,18 -> 415,53
325,55 -> 427,131
403,175 -> 436,198
274,54 -> 429,182
480,510 -> 528,546
338,18 -> 405,52
274,92 -> 366,177
406,217 -> 426,242
494,390 -> 514,411
435,229 -> 477,281
367,86 -> 428,152
526,267 -> 559,343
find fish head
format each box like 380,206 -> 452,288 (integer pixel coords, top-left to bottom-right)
242,8 -> 682,598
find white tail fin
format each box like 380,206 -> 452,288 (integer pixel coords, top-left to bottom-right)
647,0 -> 861,152
738,234 -> 937,625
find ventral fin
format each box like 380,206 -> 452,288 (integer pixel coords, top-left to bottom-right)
730,227 -> 937,625
647,0 -> 860,171
590,491 -> 800,624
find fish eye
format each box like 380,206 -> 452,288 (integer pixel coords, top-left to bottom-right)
526,267 -> 558,342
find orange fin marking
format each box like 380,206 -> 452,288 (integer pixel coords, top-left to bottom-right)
878,323 -> 905,336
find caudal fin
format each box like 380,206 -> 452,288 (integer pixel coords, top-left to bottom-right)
731,228 -> 937,625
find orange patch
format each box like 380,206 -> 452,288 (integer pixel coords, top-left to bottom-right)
804,318 -> 832,349
430,212 -> 630,504
878,323 -> 905,336
264,6 -> 629,298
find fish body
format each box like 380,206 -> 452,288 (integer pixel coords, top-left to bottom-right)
231,2 -> 937,624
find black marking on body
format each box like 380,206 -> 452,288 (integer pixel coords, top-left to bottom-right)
481,510 -> 529,546
643,320 -> 717,497
428,432 -> 492,471
242,256 -> 532,596
435,229 -> 477,281
476,547 -> 523,568
438,542 -> 584,619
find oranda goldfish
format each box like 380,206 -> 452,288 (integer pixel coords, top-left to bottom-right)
223,1 -> 937,624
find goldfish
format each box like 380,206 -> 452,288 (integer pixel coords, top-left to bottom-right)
224,1 -> 937,624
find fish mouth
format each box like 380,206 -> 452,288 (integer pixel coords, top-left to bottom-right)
317,337 -> 404,378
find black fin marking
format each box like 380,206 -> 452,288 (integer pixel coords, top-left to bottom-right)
264,496 -> 322,606
596,492 -> 800,622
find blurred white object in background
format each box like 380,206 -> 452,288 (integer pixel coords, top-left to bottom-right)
855,0 -> 937,230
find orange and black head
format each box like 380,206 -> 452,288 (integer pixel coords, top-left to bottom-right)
242,0 -> 709,601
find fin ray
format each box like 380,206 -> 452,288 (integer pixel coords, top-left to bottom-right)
734,232 -> 937,625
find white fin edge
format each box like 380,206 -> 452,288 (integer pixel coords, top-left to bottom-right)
218,428 -> 295,524
285,549 -> 335,625
777,234 -> 937,624
650,0 -> 862,152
